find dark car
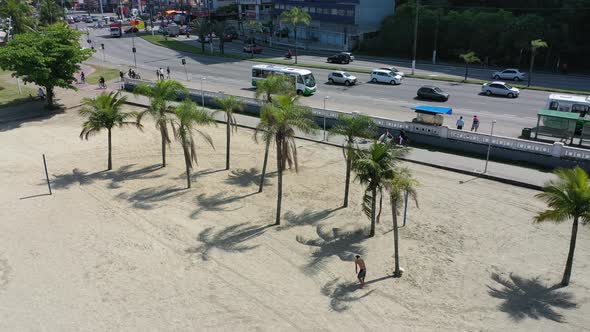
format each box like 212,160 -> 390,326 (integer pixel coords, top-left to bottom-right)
327,53 -> 350,64
417,86 -> 450,101
243,44 -> 263,54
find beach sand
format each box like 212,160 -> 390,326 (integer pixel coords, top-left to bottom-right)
1,105 -> 589,331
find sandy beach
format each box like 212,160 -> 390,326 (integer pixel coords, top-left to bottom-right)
1,104 -> 589,331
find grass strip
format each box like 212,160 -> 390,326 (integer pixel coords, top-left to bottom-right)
0,73 -> 36,107
86,66 -> 120,84
140,34 -> 590,95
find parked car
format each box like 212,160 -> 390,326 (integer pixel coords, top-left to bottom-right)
328,71 -> 357,86
125,27 -> 139,34
370,69 -> 402,85
327,53 -> 350,64
73,16 -> 81,22
492,68 -> 525,81
379,66 -> 405,77
341,52 -> 355,61
481,81 -> 520,98
92,16 -> 99,22
85,17 -> 94,23
417,86 -> 449,101
243,44 -> 263,54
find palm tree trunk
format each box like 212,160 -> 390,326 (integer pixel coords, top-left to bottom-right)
294,27 -> 298,64
184,147 -> 191,189
160,127 -> 167,167
528,52 -> 535,87
275,141 -> 283,225
46,87 -> 54,108
561,216 -> 579,286
259,139 -> 270,193
107,128 -> 112,170
343,155 -> 352,207
225,120 -> 230,170
370,188 -> 376,237
464,63 -> 468,81
391,197 -> 402,277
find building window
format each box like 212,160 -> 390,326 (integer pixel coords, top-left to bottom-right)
338,9 -> 346,16
346,9 -> 354,16
275,4 -> 279,9
309,7 -> 315,13
331,8 -> 338,15
301,7 -> 308,12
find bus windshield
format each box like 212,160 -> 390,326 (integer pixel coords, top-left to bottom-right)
303,73 -> 316,87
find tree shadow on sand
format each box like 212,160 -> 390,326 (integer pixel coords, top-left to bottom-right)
487,272 -> 577,323
116,185 -> 188,209
190,191 -> 257,218
280,207 -> 343,230
185,223 -> 272,260
296,226 -> 366,275
224,168 -> 276,188
51,164 -> 163,190
321,278 -> 375,312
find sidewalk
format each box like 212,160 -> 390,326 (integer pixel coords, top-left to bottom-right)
122,92 -> 556,190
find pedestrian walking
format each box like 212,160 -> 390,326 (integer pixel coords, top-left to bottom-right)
159,68 -> 165,80
37,87 -> 45,100
166,66 -> 170,79
119,70 -> 124,82
156,68 -> 160,80
80,71 -> 86,84
456,116 -> 465,130
355,255 -> 366,288
98,76 -> 106,89
398,129 -> 408,145
471,115 -> 480,132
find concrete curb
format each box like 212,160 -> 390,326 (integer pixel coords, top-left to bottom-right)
123,99 -> 544,191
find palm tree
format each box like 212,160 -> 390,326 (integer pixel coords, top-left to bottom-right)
528,39 -> 548,87
385,168 -> 419,277
280,7 -> 311,64
245,20 -> 263,58
213,95 -> 244,170
459,51 -> 481,81
255,94 -> 318,225
329,114 -> 376,208
535,166 -> 590,287
171,99 -> 215,189
191,17 -> 210,53
79,92 -> 141,170
39,0 -> 63,26
0,0 -> 35,34
212,21 -> 227,54
134,80 -> 188,168
352,142 -> 406,237
253,74 -> 294,193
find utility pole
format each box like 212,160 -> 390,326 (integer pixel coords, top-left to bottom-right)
411,0 -> 420,75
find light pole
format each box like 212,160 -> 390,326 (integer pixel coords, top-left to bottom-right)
484,120 -> 497,174
201,77 -> 206,108
411,0 -> 420,75
323,96 -> 329,141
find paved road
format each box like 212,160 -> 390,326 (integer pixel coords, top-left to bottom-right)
86,27 -> 554,138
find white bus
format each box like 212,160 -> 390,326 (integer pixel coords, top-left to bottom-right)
546,93 -> 590,117
251,64 -> 317,96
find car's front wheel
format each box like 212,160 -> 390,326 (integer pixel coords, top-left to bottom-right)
514,77 -> 520,81
344,80 -> 350,86
371,78 -> 377,83
507,92 -> 514,98
390,80 -> 396,85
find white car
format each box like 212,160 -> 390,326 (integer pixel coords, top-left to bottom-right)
492,68 -> 525,81
481,81 -> 520,98
370,69 -> 402,85
328,71 -> 357,86
379,66 -> 405,77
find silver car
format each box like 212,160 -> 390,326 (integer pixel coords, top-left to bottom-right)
481,81 -> 520,98
492,68 -> 525,81
328,71 -> 357,86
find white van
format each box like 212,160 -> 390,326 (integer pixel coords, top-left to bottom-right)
370,69 -> 402,85
546,93 -> 590,117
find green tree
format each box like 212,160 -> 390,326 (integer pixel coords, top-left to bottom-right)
134,80 -> 188,168
528,39 -> 548,87
39,0 -> 64,26
213,95 -> 244,170
212,21 -> 227,54
352,142 -> 406,237
459,51 -> 480,81
253,74 -> 294,193
191,17 -> 210,53
329,114 -> 376,208
0,23 -> 92,107
171,99 -> 215,189
0,0 -> 36,34
385,167 -> 419,277
255,95 -> 318,225
280,7 -> 311,64
245,20 -> 263,58
534,167 -> 590,287
79,92 -> 141,170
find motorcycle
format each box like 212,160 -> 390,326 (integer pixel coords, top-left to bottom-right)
285,50 -> 293,59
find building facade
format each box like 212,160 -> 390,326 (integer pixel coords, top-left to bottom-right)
238,0 -> 274,22
273,0 -> 395,50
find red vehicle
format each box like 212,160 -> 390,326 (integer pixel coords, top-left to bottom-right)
243,44 -> 263,54
109,22 -> 122,37
125,27 -> 139,34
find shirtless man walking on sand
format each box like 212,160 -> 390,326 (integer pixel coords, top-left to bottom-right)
355,255 -> 366,288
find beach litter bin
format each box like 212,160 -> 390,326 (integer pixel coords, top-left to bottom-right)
521,127 -> 531,139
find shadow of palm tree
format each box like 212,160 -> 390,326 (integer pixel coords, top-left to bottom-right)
296,226 -> 366,275
190,191 -> 257,218
224,168 -> 276,188
116,185 -> 188,209
487,272 -> 577,323
185,223 -> 272,260
280,207 -> 343,230
321,278 -> 375,312
51,164 -> 163,190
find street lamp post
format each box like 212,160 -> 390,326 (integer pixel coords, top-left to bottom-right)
411,0 -> 420,75
484,120 -> 497,174
201,77 -> 206,108
323,96 -> 329,141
